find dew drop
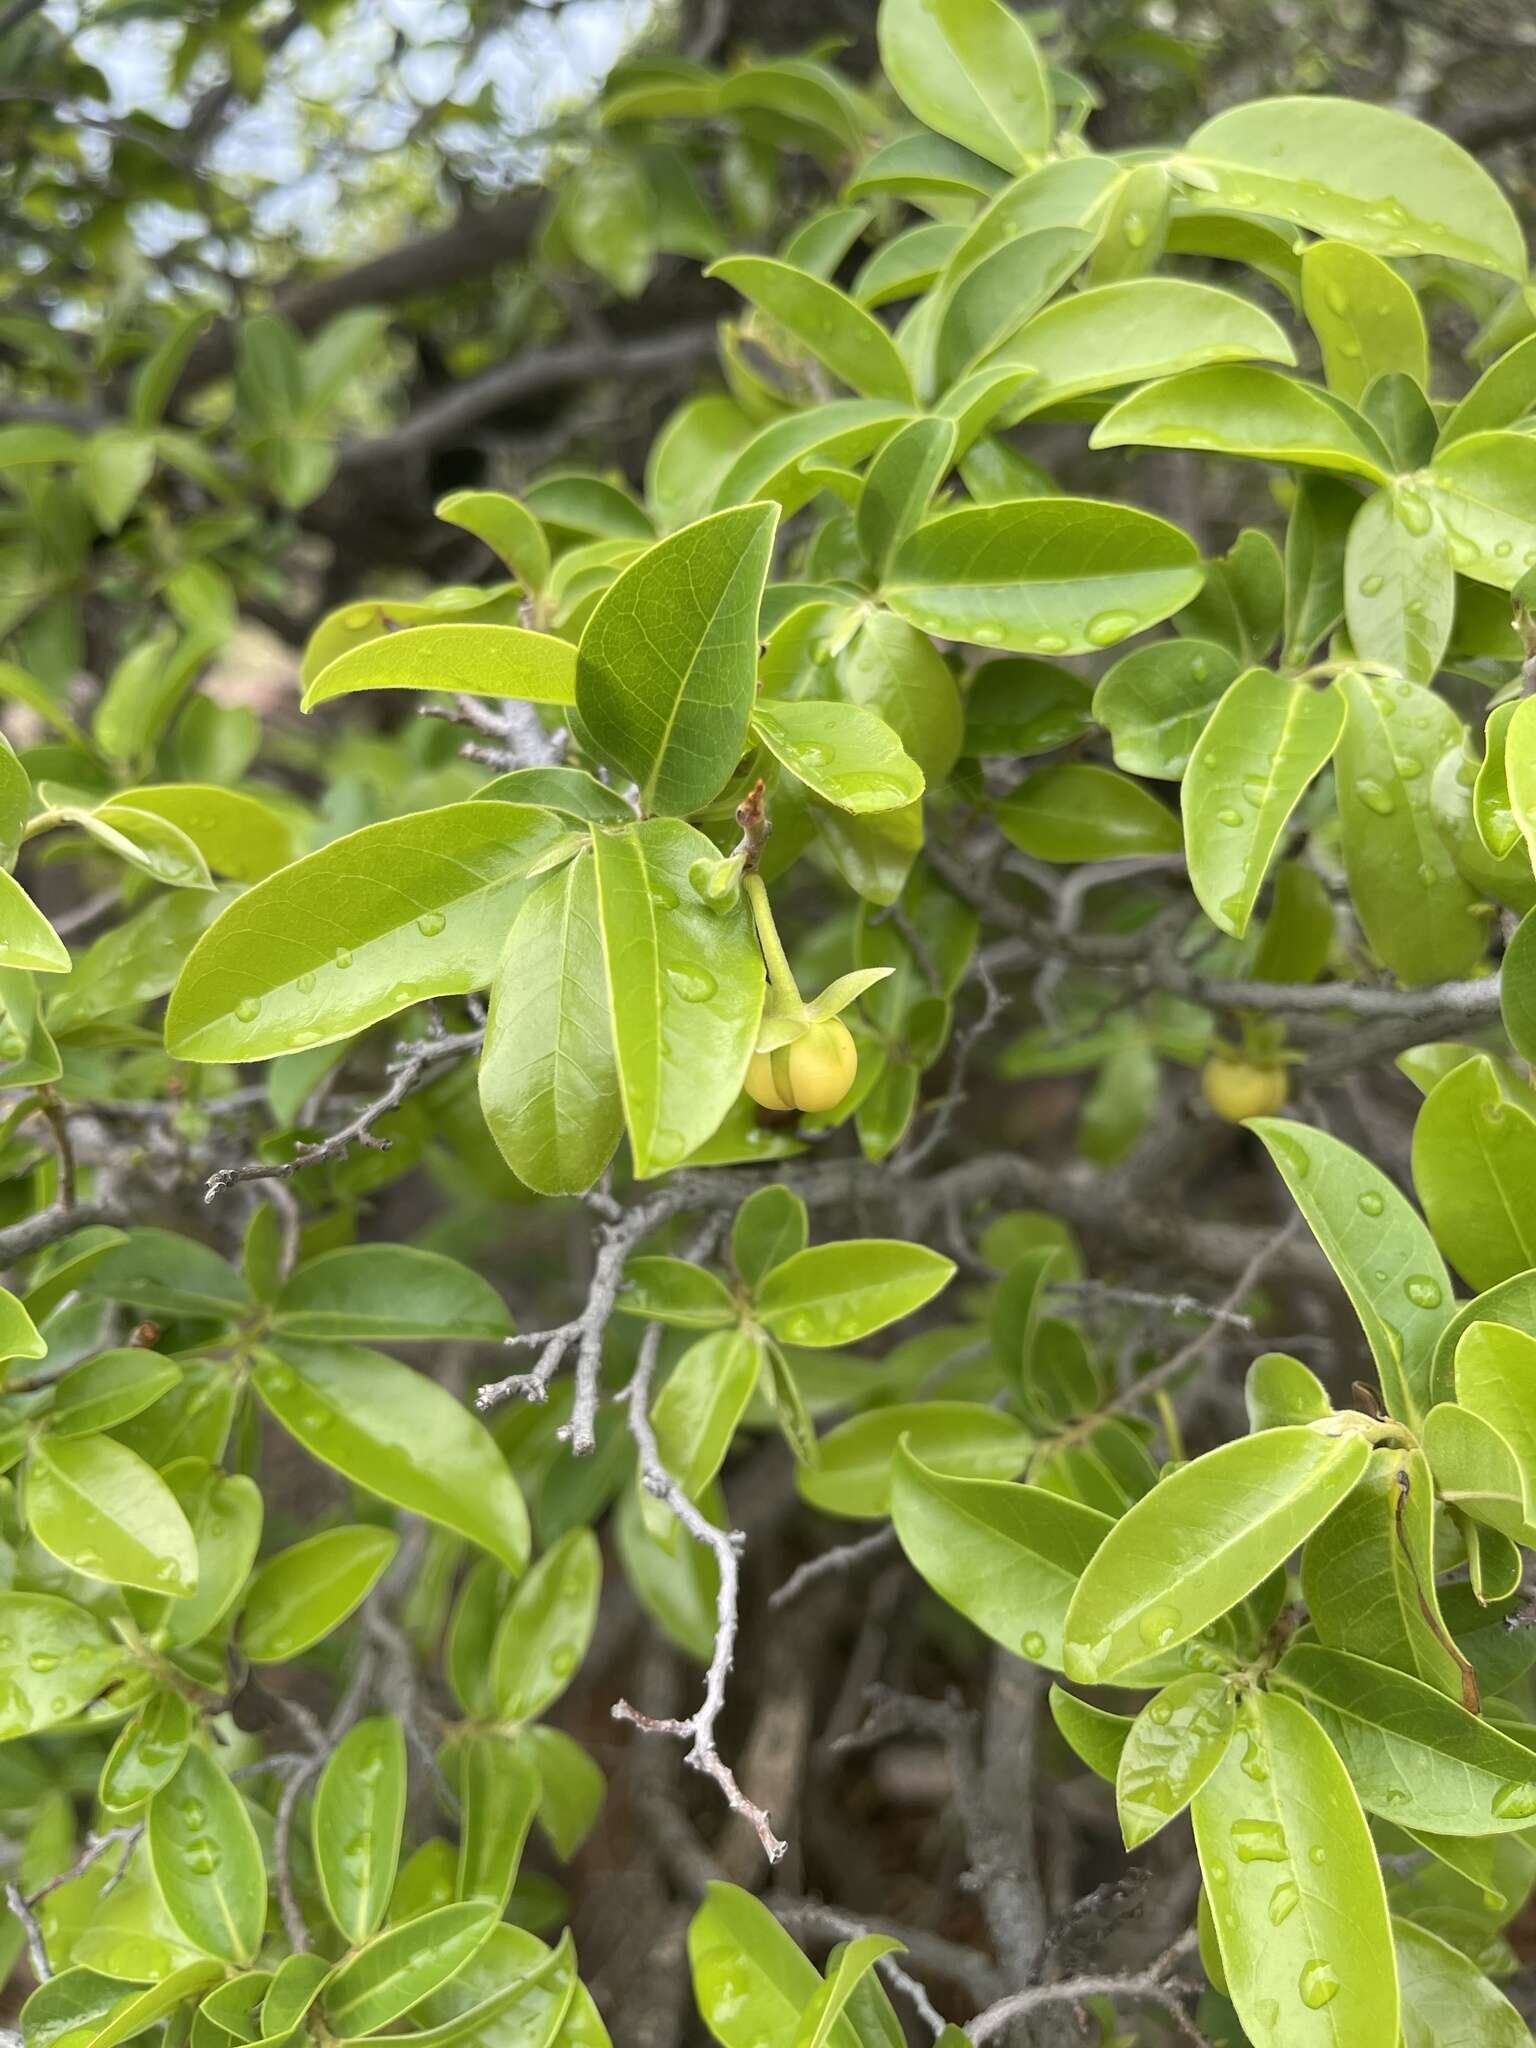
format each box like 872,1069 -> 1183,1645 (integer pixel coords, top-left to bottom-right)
1232,1818 -> 1288,1863
1491,1779 -> 1536,1819
1020,1631 -> 1046,1660
648,880 -> 679,911
416,911 -> 446,938
1033,633 -> 1069,656
1086,610 -> 1138,647
27,1651 -> 58,1674
1269,1879 -> 1299,1926
334,948 -> 353,971
1189,655 -> 1209,683
1357,1189 -> 1384,1217
1358,573 -> 1385,597
1308,1844 -> 1326,1867
234,996 -> 261,1024
1298,1959 -> 1340,2010
550,1646 -> 577,1678
296,972 -> 316,994
389,983 -> 417,1007
1404,1274 -> 1443,1310
1137,1603 -> 1181,1650
1495,539 -> 1515,560
1216,805 -> 1244,828
1354,778 -> 1396,817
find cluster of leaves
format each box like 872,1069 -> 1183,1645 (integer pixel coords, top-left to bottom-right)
8,0 -> 1536,2043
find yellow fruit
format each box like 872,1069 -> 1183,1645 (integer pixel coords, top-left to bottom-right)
744,1018 -> 858,1113
1201,1056 -> 1288,1122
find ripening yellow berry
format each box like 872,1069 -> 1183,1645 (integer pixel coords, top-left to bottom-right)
745,1018 -> 859,1114
1201,1056 -> 1289,1123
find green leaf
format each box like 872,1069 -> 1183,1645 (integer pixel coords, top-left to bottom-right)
650,1329 -> 761,1510
732,1187 -> 808,1290
321,1904 -> 497,2037
1393,1915 -> 1530,2046
1049,1686 -> 1134,1781
713,401 -> 912,518
490,1529 -> 601,1723
80,429 -> 156,535
313,1718 -> 406,1946
156,1461 -> 262,1650
0,1287 -> 46,1367
100,1690 -> 195,1817
301,624 -> 574,711
1283,474 -> 1360,666
1182,96 -> 1525,276
409,1925 -> 597,2048
615,1478 -> 720,1664
1440,333 -> 1536,448
1116,1673 -> 1235,1849
1246,1354 -> 1329,1436
1422,1401 -> 1529,1540
1422,432 -> 1536,591
256,1344 -> 529,1572
273,1246 -> 513,1343
935,226 -> 1093,387
148,1748 -> 266,1966
690,1881 -> 839,2048
800,1404 -> 1030,1520
751,700 -> 923,814
435,490 -> 550,593
1274,1642 -> 1536,1835
1190,1689 -> 1398,2048
0,868 -> 70,974
707,258 -> 913,403
166,801 -> 569,1062
1093,367 -> 1391,483
756,1239 -> 953,1347
0,1592 -> 124,1736
963,655 -> 1092,761
885,499 -> 1202,654
1333,673 -> 1485,987
1412,1056 -> 1536,1290
996,763 -> 1181,862
1183,669 -> 1344,937
795,1935 -> 904,2048
1250,1118 -> 1452,1428
1177,528 -> 1284,664
876,0 -> 1052,174
1476,701 -> 1521,861
239,1524 -> 399,1662
1301,1448 -> 1468,1703
480,850 -> 623,1199
454,1733 -> 539,1912
995,278 -> 1295,418
478,765 -> 635,825
1061,1425 -> 1369,1683
1453,1320 -> 1536,1525
82,1228 -> 250,1322
1092,640 -> 1238,781
576,505 -> 777,816
26,1433 -> 197,1596
1300,242 -> 1427,405
106,783 -> 294,883
835,612 -> 964,783
619,1257 -> 737,1329
647,397 -> 756,534
893,1445 -> 1108,1667
591,819 -> 765,1178
1342,488 -> 1454,683
856,417 -> 956,578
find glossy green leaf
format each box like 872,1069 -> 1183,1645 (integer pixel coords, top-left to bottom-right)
322,1903 -> 497,2037
996,764 -> 1181,862
964,655 -> 1094,761
1093,367 -> 1391,483
1116,1673 -> 1235,1849
48,1349 -> 180,1437
801,1404 -> 1030,1520
1062,1425 -> 1369,1683
713,402 -> 911,518
1092,639 -> 1238,780
1048,1686 -> 1134,1781
1245,1352 -> 1331,1433
522,1724 -> 605,1860
708,258 -> 913,403
1342,487 -> 1454,684
100,1690 -> 196,1817
436,490 -> 550,593
1190,1689 -> 1397,2048
1439,333 -> 1536,448
1283,474 -> 1359,666
690,1880 -> 844,2048
1412,1056 -> 1536,1290
1422,432 -> 1536,590
0,1290 -> 49,1370
1300,242 -> 1427,405
651,1329 -> 761,1506
490,1529 -> 601,1723
885,498 -> 1202,654
26,1432 -> 197,1596
756,1239 -> 953,1347
479,850 -> 622,1199
1301,1448 -> 1468,1703
0,868 -> 70,974
619,1257 -> 737,1329
1422,1401 -> 1529,1540
313,1718 -> 406,1946
892,1445 -> 1107,1666
856,417 -> 955,578
576,505 -> 777,816
935,226 -> 1092,386
273,1246 -> 513,1343
751,699 -> 923,814
1275,1642 -> 1536,1834
876,0 -> 1051,174
156,1461 -> 263,1649
1182,96 -> 1524,276
410,1924 -> 602,2048
0,1593 -> 124,1737
731,1187 -> 808,1290
255,1343 -> 528,1572
166,802 -> 568,1062
453,1732 -> 540,1915
106,783 -> 293,883
834,611 -> 964,783
590,819 -> 765,1178
1394,1916 -> 1529,2048
301,625 -> 575,711
1454,1320 -> 1536,1524
1183,668 -> 1344,937
1250,1117 -> 1453,1429
239,1524 -> 399,1662
996,278 -> 1295,418
148,1748 -> 266,1966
